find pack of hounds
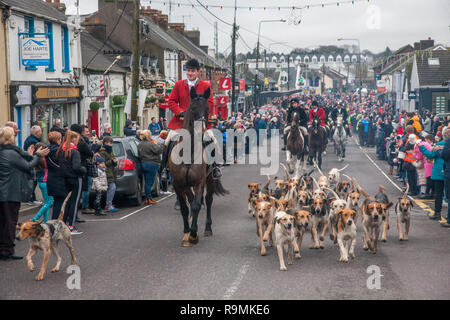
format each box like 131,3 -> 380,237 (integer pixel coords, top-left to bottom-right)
247,161 -> 414,271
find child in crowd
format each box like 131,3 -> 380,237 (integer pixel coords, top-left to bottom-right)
92,156 -> 108,216
31,142 -> 54,222
98,136 -> 118,212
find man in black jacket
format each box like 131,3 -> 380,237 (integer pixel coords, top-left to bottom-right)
70,124 -> 94,219
330,103 -> 351,137
282,98 -> 308,151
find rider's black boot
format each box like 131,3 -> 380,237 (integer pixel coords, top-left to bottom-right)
282,134 -> 287,151
161,141 -> 174,181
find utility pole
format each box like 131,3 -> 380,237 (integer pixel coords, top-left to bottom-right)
214,22 -> 218,60
130,0 -> 140,121
231,0 -> 237,114
264,49 -> 267,90
287,54 -> 290,91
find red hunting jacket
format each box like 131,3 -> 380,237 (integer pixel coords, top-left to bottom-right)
167,79 -> 215,130
309,107 -> 326,126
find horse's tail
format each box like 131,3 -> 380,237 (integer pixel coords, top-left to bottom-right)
214,180 -> 230,197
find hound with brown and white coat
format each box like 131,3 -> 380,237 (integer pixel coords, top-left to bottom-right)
336,208 -> 357,262
346,177 -> 362,224
255,200 -> 275,256
293,210 -> 311,259
358,184 -> 393,242
328,164 -> 349,190
16,220 -> 77,281
274,211 -> 296,271
395,186 -> 413,241
248,183 -> 261,217
325,188 -> 347,244
361,200 -> 390,254
309,194 -> 330,249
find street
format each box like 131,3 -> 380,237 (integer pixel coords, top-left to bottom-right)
1,137 -> 449,300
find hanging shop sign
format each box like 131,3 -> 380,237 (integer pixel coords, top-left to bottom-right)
87,75 -> 105,97
219,78 -> 231,90
34,87 -> 81,104
155,82 -> 165,96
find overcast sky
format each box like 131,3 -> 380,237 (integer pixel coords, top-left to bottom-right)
62,0 -> 450,55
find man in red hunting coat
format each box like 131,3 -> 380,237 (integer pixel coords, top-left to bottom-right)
161,58 -> 221,187
167,61 -> 215,130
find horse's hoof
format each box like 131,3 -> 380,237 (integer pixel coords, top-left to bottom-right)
204,230 -> 213,237
189,235 -> 199,244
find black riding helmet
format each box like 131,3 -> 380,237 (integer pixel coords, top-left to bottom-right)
290,97 -> 300,106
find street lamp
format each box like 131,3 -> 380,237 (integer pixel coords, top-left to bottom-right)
338,38 -> 362,102
254,19 -> 286,106
264,42 -> 287,89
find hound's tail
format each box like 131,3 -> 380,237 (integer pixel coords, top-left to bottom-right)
354,181 -> 375,201
338,164 -> 349,172
403,183 -> 409,199
58,192 -> 72,221
312,159 -> 324,177
378,185 -> 387,193
263,175 -> 271,193
280,163 -> 290,181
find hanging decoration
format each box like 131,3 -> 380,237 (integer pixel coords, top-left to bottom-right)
287,8 -> 303,26
145,0 -> 373,11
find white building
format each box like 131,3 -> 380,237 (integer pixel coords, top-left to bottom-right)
2,0 -> 83,146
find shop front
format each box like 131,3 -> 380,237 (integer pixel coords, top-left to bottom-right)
11,83 -> 82,145
31,86 -> 82,143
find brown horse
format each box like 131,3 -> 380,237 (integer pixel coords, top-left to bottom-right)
286,110 -> 305,175
308,117 -> 327,169
168,87 -> 229,247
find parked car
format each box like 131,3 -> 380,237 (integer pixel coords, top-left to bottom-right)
111,136 -> 161,206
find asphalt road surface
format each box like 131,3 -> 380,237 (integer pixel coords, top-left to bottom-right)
1,137 -> 449,300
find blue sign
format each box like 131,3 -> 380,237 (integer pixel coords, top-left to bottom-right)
21,37 -> 50,67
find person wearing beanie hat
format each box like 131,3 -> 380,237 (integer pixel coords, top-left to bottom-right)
92,155 -> 108,216
124,119 -> 138,137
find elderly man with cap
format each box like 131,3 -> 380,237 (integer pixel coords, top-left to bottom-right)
282,97 -> 308,151
160,58 -> 221,188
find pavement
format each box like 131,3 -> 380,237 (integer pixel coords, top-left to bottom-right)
1,137 -> 449,300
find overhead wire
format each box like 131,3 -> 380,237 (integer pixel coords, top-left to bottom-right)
84,0 -> 129,70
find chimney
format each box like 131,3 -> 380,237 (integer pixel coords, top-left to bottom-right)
46,0 -> 66,14
185,30 -> 200,47
168,23 -> 185,34
159,14 -> 168,30
81,14 -> 106,41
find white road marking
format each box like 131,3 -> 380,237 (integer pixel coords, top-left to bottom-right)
354,138 -> 415,201
83,192 -> 175,222
223,262 -> 250,300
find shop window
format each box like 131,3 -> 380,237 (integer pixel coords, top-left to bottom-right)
44,22 -> 55,71
24,17 -> 37,71
61,26 -> 70,72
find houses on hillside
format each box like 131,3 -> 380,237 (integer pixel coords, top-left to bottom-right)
373,38 -> 450,114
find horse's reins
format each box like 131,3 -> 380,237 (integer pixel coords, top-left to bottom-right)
185,113 -> 207,186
